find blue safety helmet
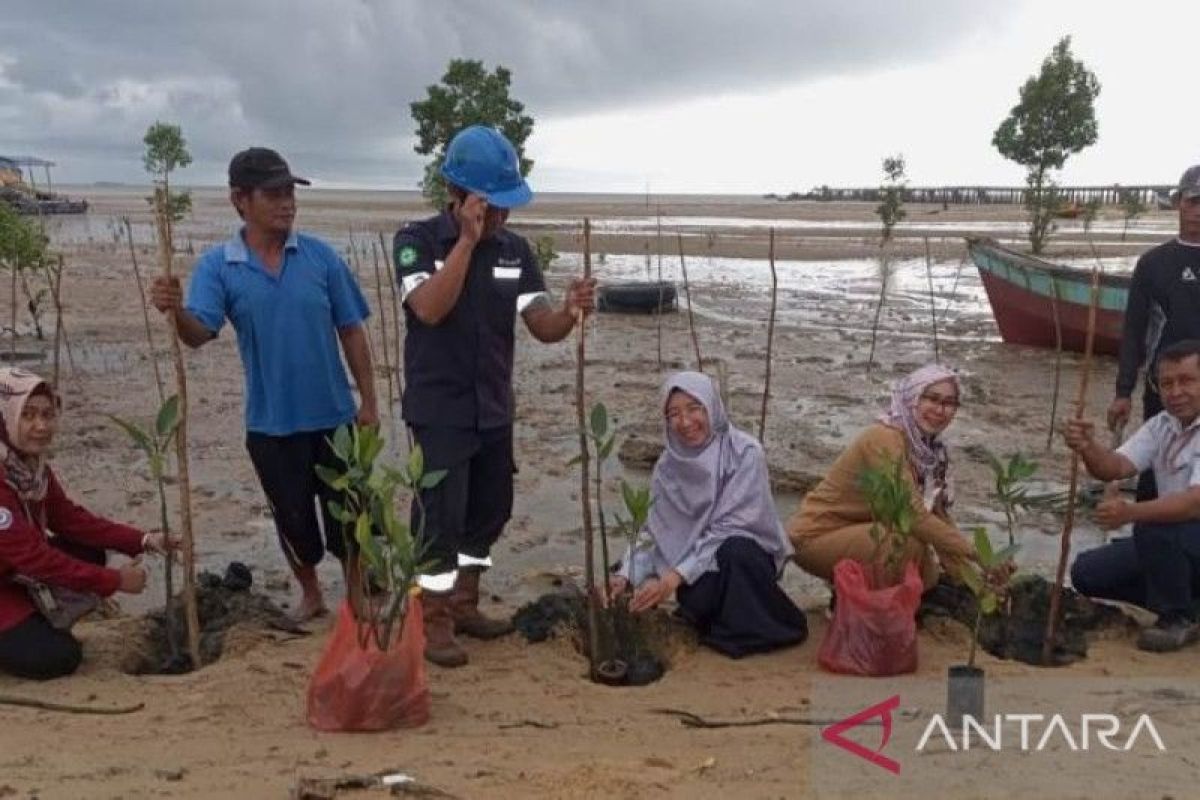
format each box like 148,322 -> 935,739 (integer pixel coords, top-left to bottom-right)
439,125 -> 532,209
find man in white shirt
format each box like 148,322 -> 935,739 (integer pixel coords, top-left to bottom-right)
1065,339 -> 1200,652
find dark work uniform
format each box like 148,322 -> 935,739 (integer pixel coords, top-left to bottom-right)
1116,239 -> 1200,500
393,211 -> 548,576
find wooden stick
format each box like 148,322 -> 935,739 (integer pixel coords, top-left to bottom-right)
0,694 -> 144,715
378,231 -> 412,449
1042,261 -> 1102,665
1046,277 -> 1064,450
125,218 -> 166,402
154,186 -> 201,666
369,241 -> 396,423
923,237 -> 940,362
759,228 -> 778,442
655,207 -> 664,372
651,708 -> 876,729
676,233 -> 703,372
9,255 -> 16,362
867,247 -> 891,375
49,256 -> 64,390
575,218 -> 600,679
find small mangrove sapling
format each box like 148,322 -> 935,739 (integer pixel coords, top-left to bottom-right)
958,527 -> 1019,670
317,424 -> 444,650
109,396 -> 183,663
858,455 -> 917,586
981,449 -> 1069,546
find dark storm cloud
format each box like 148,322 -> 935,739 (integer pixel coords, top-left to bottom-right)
0,0 -> 999,185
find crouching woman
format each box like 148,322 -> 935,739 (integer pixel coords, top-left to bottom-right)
0,368 -> 171,680
788,364 -> 975,588
609,371 -> 808,658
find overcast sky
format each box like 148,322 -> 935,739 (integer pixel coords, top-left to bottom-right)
1,0 -> 1196,193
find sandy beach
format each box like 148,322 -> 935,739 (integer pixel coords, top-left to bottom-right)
1,187 -> 1196,799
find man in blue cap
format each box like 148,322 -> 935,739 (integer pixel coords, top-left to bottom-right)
151,147 -> 377,622
394,125 -> 594,667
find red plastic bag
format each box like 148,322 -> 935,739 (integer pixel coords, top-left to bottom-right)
306,597 -> 431,731
817,559 -> 922,676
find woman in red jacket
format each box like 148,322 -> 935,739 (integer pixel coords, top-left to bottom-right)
0,368 -> 172,680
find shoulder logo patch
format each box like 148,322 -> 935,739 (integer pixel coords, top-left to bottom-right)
1182,267 -> 1198,282
398,246 -> 418,268
0,507 -> 12,530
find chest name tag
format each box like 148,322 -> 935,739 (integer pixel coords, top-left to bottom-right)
494,266 -> 521,280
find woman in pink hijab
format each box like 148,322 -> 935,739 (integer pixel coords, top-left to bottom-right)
788,363 -> 977,589
0,368 -> 174,679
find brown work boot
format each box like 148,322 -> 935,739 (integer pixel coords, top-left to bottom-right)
452,567 -> 514,640
421,590 -> 468,668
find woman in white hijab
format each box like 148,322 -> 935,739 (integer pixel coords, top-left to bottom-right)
609,371 -> 807,658
0,368 -> 174,679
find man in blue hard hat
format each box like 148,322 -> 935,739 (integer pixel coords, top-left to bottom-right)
394,125 -> 595,667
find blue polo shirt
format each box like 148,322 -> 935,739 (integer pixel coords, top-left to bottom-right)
186,230 -> 370,436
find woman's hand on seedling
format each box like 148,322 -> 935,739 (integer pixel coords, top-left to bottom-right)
142,532 -> 181,555
629,570 -> 682,613
600,575 -> 629,606
118,559 -> 148,594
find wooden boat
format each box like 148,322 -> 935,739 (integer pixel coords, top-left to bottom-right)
597,281 -> 677,314
967,237 -> 1129,355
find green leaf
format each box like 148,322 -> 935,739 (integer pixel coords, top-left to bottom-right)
108,415 -> 153,454
992,544 -> 1021,565
327,500 -> 351,524
566,454 -> 583,468
332,425 -> 352,462
408,444 -> 425,482
155,395 -> 181,439
420,469 -> 447,490
959,566 -> 984,595
598,435 -> 616,462
314,463 -> 343,488
589,402 -> 608,439
972,526 -> 995,565
981,594 -> 999,615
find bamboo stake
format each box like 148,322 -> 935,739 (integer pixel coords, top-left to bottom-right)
124,218 -> 166,402
677,233 -> 703,372
49,257 -> 64,390
369,242 -> 396,422
1042,261 -> 1102,665
378,232 -> 412,449
655,206 -> 664,372
867,247 -> 891,376
759,228 -> 778,442
9,258 -> 16,362
575,219 -> 600,679
923,237 -> 940,362
1046,277 -> 1064,450
154,186 -> 201,666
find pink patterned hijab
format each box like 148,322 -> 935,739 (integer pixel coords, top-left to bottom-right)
879,363 -> 958,509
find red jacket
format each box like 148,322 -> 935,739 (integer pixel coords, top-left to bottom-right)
0,468 -> 145,632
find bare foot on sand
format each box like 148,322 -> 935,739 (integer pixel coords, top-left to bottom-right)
291,593 -> 329,623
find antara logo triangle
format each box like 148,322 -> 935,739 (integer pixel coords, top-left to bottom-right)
821,694 -> 902,774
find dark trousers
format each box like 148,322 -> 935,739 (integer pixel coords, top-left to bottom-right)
1070,522 -> 1200,621
675,537 -> 808,658
246,428 -> 347,566
1136,384 -> 1162,502
0,539 -> 103,680
409,425 -> 514,575
0,613 -> 82,680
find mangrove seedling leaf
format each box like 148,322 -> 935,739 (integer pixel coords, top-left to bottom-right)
155,395 -> 181,438
408,444 -> 425,483
590,402 -> 609,439
566,453 -> 583,468
980,593 -> 999,615
598,435 -> 616,462
972,526 -> 995,565
332,425 -> 353,462
108,415 -> 153,455
420,468 -> 447,490
314,464 -> 343,489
